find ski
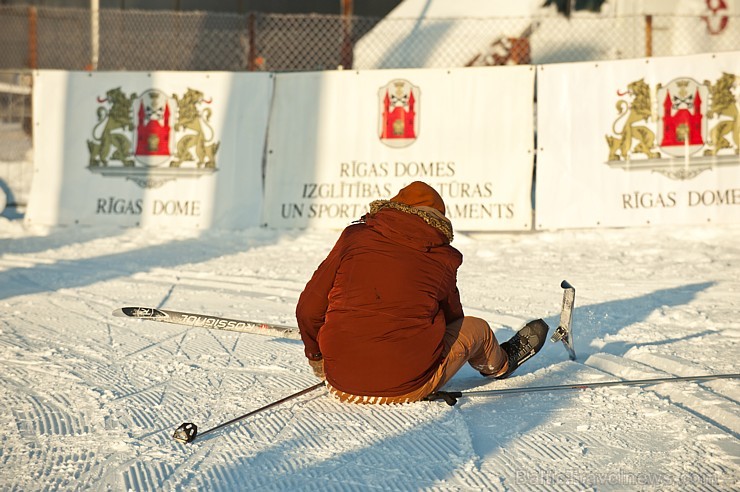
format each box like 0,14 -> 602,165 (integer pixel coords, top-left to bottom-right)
112,306 -> 301,340
424,373 -> 740,406
551,279 -> 576,360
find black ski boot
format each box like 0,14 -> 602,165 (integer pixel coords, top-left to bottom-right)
494,319 -> 549,380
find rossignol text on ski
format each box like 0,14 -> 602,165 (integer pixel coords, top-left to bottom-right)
112,306 -> 300,339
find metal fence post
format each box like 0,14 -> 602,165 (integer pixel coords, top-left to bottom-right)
247,12 -> 256,71
27,6 -> 37,69
90,0 -> 99,70
645,14 -> 653,57
340,0 -> 354,69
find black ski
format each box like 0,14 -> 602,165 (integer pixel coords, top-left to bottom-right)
112,306 -> 301,339
425,373 -> 740,406
551,280 -> 576,360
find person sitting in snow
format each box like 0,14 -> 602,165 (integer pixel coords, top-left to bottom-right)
296,181 -> 549,404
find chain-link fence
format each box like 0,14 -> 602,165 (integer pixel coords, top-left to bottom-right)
1,6 -> 739,71
1,6 -> 739,210
0,70 -> 32,212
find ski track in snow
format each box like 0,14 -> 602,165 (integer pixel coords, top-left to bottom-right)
0,222 -> 739,490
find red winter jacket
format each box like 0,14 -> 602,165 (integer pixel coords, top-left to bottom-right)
296,198 -> 464,397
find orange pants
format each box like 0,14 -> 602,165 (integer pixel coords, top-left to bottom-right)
327,316 -> 507,404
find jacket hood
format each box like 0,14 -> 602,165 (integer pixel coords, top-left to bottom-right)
390,181 -> 447,216
363,200 -> 454,250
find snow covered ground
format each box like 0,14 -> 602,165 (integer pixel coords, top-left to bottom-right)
0,215 -> 738,491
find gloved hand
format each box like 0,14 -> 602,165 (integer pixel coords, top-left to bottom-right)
308,358 -> 325,380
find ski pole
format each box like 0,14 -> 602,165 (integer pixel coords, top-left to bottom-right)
424,373 -> 740,406
173,382 -> 325,444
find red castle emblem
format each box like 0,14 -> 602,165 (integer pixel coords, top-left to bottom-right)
379,79 -> 420,148
134,89 -> 174,166
660,81 -> 704,147
657,78 -> 708,157
136,99 -> 170,156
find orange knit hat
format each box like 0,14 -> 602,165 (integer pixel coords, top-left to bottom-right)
390,181 -> 446,215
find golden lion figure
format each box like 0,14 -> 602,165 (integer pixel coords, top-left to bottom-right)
606,79 -> 661,161
704,72 -> 739,156
171,88 -> 220,168
87,87 -> 137,167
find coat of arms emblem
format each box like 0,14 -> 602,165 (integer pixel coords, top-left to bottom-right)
87,87 -> 220,188
378,79 -> 420,148
605,73 -> 739,180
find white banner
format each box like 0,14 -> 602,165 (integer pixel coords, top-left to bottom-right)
536,51 -> 740,230
264,67 -> 535,231
26,70 -> 272,229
